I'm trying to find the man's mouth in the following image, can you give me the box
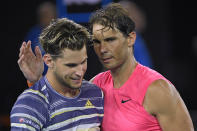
[102,57,113,63]
[71,78,81,83]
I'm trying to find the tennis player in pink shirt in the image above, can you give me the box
[89,3,193,131]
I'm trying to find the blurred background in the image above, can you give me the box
[0,0,196,130]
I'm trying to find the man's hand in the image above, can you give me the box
[76,127,100,131]
[18,41,44,83]
[88,127,100,131]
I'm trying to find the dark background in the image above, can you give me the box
[0,0,196,129]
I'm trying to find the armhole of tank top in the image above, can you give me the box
[140,77,164,105]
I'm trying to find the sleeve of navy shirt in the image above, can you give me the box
[10,89,49,131]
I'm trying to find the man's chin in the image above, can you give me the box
[103,64,114,70]
[70,86,81,90]
[69,83,82,90]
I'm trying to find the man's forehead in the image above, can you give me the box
[58,51,87,64]
[93,24,118,32]
[92,24,119,36]
[59,47,86,57]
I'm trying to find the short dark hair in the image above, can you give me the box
[89,3,135,37]
[39,18,90,56]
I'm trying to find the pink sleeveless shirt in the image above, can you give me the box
[93,63,165,131]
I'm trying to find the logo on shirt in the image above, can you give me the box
[19,118,24,123]
[121,99,131,103]
[85,99,94,107]
[19,117,40,129]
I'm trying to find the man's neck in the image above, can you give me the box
[111,57,137,89]
[59,88,80,98]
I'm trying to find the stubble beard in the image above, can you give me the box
[54,71,81,90]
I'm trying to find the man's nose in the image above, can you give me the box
[100,42,108,54]
[75,65,84,77]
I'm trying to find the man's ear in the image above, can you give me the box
[43,54,54,68]
[127,31,136,47]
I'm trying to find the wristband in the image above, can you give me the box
[27,80,34,87]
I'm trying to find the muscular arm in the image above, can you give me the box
[18,41,44,84]
[143,79,194,131]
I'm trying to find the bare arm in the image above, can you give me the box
[143,79,194,131]
[17,41,44,83]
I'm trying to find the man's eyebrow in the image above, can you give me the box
[65,57,88,66]
[104,37,116,41]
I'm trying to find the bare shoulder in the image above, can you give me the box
[143,79,177,115]
[143,79,194,130]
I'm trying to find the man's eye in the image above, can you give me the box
[105,38,116,42]
[92,39,100,44]
[66,64,77,67]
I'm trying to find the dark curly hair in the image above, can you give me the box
[89,3,135,37]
